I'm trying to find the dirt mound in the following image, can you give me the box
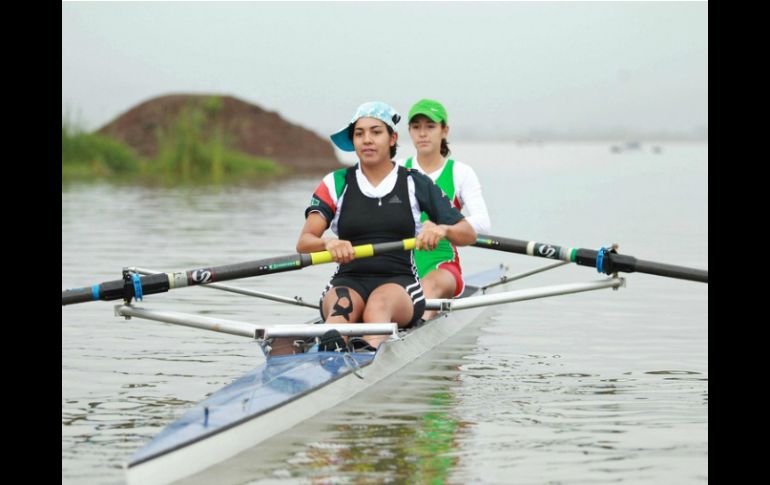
[97,94,343,172]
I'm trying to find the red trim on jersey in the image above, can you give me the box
[313,181,336,214]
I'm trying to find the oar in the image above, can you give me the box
[62,238,416,306]
[473,235,708,283]
[127,266,319,309]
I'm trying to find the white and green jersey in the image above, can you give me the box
[400,157,491,277]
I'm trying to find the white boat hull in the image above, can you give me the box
[125,268,504,484]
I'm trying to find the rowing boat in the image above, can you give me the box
[123,266,507,484]
[61,234,706,484]
[122,266,623,484]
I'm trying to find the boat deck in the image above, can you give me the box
[130,351,374,466]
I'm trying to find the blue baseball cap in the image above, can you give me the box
[330,101,401,152]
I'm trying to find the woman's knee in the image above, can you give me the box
[422,270,455,299]
[365,289,413,324]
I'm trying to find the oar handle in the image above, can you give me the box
[474,234,708,283]
[309,238,415,264]
[62,238,417,306]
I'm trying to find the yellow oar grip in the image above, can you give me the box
[309,238,416,265]
[353,244,375,258]
[310,251,334,265]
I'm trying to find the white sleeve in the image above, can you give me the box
[456,163,491,234]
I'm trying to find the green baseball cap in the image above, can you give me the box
[408,99,448,124]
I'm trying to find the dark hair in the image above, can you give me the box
[347,121,398,158]
[440,121,451,157]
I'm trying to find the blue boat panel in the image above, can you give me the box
[130,351,374,465]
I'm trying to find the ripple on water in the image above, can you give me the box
[63,146,707,484]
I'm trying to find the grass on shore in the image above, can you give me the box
[62,100,282,185]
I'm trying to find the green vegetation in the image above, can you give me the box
[62,121,141,181]
[149,100,281,185]
[62,97,283,185]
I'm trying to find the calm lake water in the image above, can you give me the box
[62,141,708,484]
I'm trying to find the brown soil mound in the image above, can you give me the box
[97,94,343,173]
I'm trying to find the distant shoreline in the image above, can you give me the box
[448,136,708,143]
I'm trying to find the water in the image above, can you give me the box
[62,141,707,484]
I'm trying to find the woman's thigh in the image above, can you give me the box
[421,268,458,299]
[321,285,365,323]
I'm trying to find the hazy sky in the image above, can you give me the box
[62,1,708,140]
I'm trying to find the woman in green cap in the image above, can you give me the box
[400,99,492,318]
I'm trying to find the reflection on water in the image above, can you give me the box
[63,142,707,484]
[282,391,464,484]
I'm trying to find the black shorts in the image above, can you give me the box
[320,274,425,326]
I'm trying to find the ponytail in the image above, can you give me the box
[440,122,451,157]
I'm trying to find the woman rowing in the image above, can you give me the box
[297,101,476,350]
[399,99,491,319]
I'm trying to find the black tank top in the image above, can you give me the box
[336,164,416,277]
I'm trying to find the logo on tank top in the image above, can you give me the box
[388,194,402,204]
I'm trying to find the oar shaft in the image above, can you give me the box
[575,250,708,283]
[128,266,320,309]
[474,235,707,283]
[626,257,709,283]
[62,238,416,306]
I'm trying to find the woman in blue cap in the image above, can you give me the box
[400,99,491,319]
[296,101,477,350]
